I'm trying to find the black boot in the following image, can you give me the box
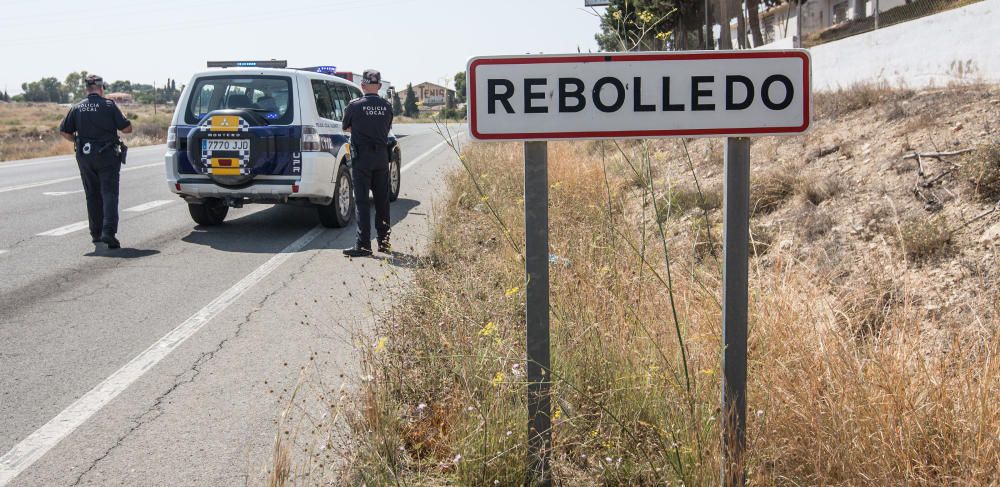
[100,234,121,249]
[342,244,372,257]
[377,239,391,253]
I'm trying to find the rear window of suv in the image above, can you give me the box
[185,75,294,125]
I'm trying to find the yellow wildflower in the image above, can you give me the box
[504,286,519,297]
[373,337,387,353]
[611,10,622,20]
[638,11,654,24]
[655,31,670,40]
[553,408,562,421]
[491,371,504,388]
[479,321,497,337]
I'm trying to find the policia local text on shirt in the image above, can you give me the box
[342,69,394,258]
[59,74,132,250]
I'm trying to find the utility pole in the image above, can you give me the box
[795,0,803,48]
[153,81,157,115]
[705,0,711,49]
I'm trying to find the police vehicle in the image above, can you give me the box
[165,60,402,227]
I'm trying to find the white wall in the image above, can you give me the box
[804,0,1000,90]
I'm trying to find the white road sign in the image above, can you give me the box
[467,51,812,140]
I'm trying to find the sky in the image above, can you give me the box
[0,0,607,95]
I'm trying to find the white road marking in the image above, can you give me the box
[0,130,460,485]
[401,132,465,173]
[42,190,84,196]
[0,225,326,486]
[37,221,90,237]
[124,200,173,213]
[0,162,162,194]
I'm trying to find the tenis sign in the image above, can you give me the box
[467,51,811,140]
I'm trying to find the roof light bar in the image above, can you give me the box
[297,66,338,74]
[207,60,288,69]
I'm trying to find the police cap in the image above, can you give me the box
[85,74,105,87]
[361,69,381,85]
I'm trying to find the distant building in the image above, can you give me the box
[754,0,908,46]
[105,92,134,105]
[409,82,454,106]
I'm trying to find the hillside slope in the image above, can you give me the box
[279,84,999,486]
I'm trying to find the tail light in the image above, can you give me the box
[302,126,321,152]
[166,126,177,150]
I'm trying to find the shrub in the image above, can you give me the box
[655,184,722,222]
[798,174,843,206]
[794,206,835,241]
[899,215,952,262]
[749,222,774,257]
[837,261,902,340]
[814,83,895,118]
[752,168,798,216]
[961,141,1000,201]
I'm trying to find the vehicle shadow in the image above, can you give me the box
[180,198,421,254]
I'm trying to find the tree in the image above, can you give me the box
[403,83,419,118]
[20,77,64,102]
[391,90,403,116]
[747,0,764,47]
[63,71,88,101]
[109,80,132,93]
[454,71,466,103]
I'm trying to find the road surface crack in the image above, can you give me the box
[68,249,318,486]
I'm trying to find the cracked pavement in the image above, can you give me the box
[0,123,461,486]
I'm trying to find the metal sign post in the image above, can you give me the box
[524,141,552,486]
[720,137,750,486]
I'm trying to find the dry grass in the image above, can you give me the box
[333,136,998,485]
[271,83,1000,485]
[0,102,170,162]
[961,140,1000,200]
[814,83,913,119]
[751,167,799,216]
[798,173,843,206]
[898,215,953,262]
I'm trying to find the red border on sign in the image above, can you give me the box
[468,51,811,140]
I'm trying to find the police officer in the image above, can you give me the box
[59,74,132,249]
[342,69,394,257]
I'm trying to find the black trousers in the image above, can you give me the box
[352,157,391,247]
[76,153,121,238]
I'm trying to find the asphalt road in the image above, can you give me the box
[0,122,465,486]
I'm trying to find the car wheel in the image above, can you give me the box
[389,153,401,202]
[188,198,228,226]
[318,164,354,228]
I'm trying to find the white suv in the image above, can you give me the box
[164,60,402,227]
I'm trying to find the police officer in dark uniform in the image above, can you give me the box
[59,74,132,249]
[342,69,394,257]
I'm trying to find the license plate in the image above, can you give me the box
[202,139,250,152]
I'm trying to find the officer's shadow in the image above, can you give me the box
[180,197,422,256]
[85,245,160,259]
[371,250,428,269]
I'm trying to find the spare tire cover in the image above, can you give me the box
[186,109,275,187]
